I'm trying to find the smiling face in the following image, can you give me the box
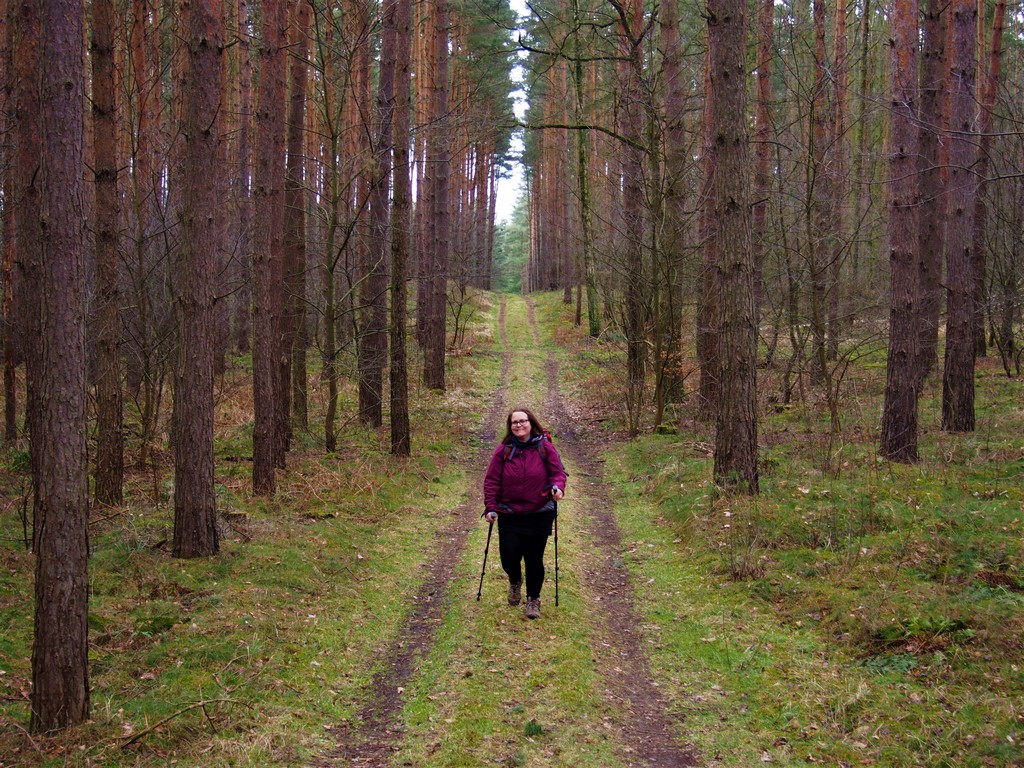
[509,411,533,442]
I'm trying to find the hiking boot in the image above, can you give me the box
[507,580,522,606]
[524,597,541,620]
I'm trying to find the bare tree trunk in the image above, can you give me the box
[1,0,18,444]
[423,0,449,390]
[848,0,873,298]
[752,0,773,324]
[880,0,921,462]
[233,0,253,354]
[360,0,395,427]
[284,0,310,432]
[697,57,720,421]
[252,0,288,494]
[12,0,41,472]
[655,0,687,417]
[571,0,599,337]
[941,0,977,432]
[915,0,946,387]
[970,0,1005,359]
[808,0,831,386]
[707,0,758,493]
[173,0,224,557]
[827,0,849,361]
[27,0,91,732]
[313,10,347,453]
[390,0,412,456]
[92,0,124,506]
[124,0,167,476]
[616,0,647,436]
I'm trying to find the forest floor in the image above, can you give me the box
[1,290,1023,767]
[320,296,697,767]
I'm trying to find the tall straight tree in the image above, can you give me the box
[232,0,254,355]
[571,0,599,338]
[707,0,758,493]
[252,0,288,494]
[423,0,450,390]
[827,0,849,361]
[808,0,831,385]
[915,0,946,387]
[612,0,648,436]
[879,0,921,462]
[313,6,345,453]
[11,0,41,472]
[1,0,17,444]
[361,0,396,426]
[283,0,311,433]
[940,0,977,432]
[390,0,412,456]
[970,0,1006,359]
[696,56,720,421]
[27,0,91,732]
[751,0,774,315]
[173,0,225,557]
[124,0,167,473]
[92,0,124,506]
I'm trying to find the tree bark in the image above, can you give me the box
[751,0,774,325]
[390,0,412,456]
[173,0,224,557]
[1,0,19,444]
[697,55,720,421]
[12,0,41,470]
[915,0,946,387]
[808,0,831,386]
[423,0,450,390]
[232,0,253,355]
[879,0,921,462]
[827,0,849,361]
[655,0,687,418]
[28,0,91,732]
[616,0,647,436]
[707,0,758,493]
[92,0,124,506]
[970,0,1005,359]
[360,0,395,426]
[940,0,977,432]
[571,0,599,337]
[284,0,310,432]
[252,0,288,493]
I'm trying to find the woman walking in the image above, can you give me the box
[483,408,567,619]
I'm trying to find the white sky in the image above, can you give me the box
[494,0,530,224]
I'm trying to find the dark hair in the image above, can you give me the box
[502,407,544,444]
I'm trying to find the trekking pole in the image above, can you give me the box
[553,503,559,607]
[476,520,493,601]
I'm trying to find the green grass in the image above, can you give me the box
[387,294,633,767]
[2,289,1023,767]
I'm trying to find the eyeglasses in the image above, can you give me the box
[510,419,530,426]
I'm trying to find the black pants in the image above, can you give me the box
[497,526,550,599]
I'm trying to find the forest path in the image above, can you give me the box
[323,295,696,766]
[528,299,697,767]
[320,299,514,766]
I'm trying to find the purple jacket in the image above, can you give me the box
[483,436,567,514]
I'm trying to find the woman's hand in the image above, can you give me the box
[484,510,498,523]
[551,487,564,501]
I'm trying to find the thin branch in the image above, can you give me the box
[120,698,247,749]
[517,119,649,153]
